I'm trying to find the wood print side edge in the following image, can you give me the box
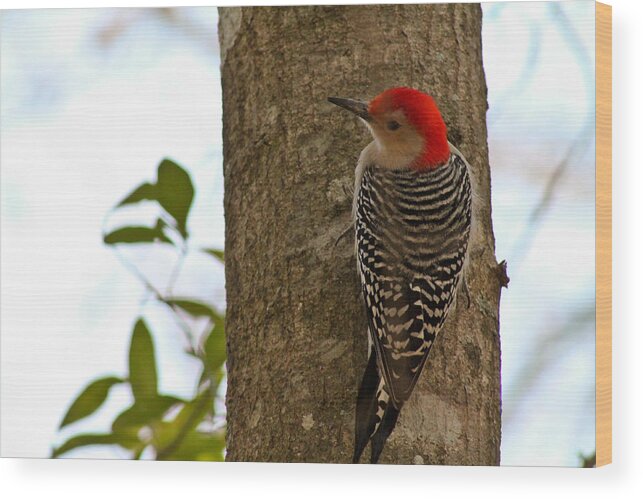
[595,0,612,468]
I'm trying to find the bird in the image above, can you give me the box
[328,87,472,464]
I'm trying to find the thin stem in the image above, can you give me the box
[112,246,197,353]
[165,244,188,296]
[161,301,198,355]
[103,208,197,353]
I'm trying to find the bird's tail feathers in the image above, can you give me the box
[353,349,379,463]
[353,349,401,464]
[369,397,400,464]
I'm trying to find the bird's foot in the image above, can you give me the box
[334,223,353,247]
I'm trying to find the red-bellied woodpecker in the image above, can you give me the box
[329,87,472,464]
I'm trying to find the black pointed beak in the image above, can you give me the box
[328,97,371,121]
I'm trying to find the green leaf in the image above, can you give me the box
[156,159,194,238]
[129,319,158,402]
[152,389,214,456]
[169,391,212,433]
[117,182,157,207]
[202,248,224,264]
[59,376,124,429]
[111,395,184,434]
[112,426,144,452]
[157,394,186,409]
[204,316,226,372]
[111,405,149,434]
[51,433,138,458]
[157,429,225,461]
[165,298,218,319]
[109,159,194,239]
[103,226,172,245]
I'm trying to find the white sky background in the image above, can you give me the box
[0,2,595,466]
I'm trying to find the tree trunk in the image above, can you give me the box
[219,3,502,465]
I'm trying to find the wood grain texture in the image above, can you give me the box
[219,4,502,464]
[595,0,612,468]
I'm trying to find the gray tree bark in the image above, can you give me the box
[219,3,503,465]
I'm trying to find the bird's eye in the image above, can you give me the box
[387,120,401,131]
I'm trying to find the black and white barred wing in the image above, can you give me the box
[358,261,462,408]
[356,156,471,409]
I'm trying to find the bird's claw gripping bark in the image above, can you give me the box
[334,223,353,247]
[342,182,355,200]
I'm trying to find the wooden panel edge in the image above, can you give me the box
[595,0,612,468]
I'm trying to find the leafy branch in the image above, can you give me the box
[52,159,226,461]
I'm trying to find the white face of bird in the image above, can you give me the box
[327,97,424,170]
[364,108,425,170]
[329,88,451,171]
